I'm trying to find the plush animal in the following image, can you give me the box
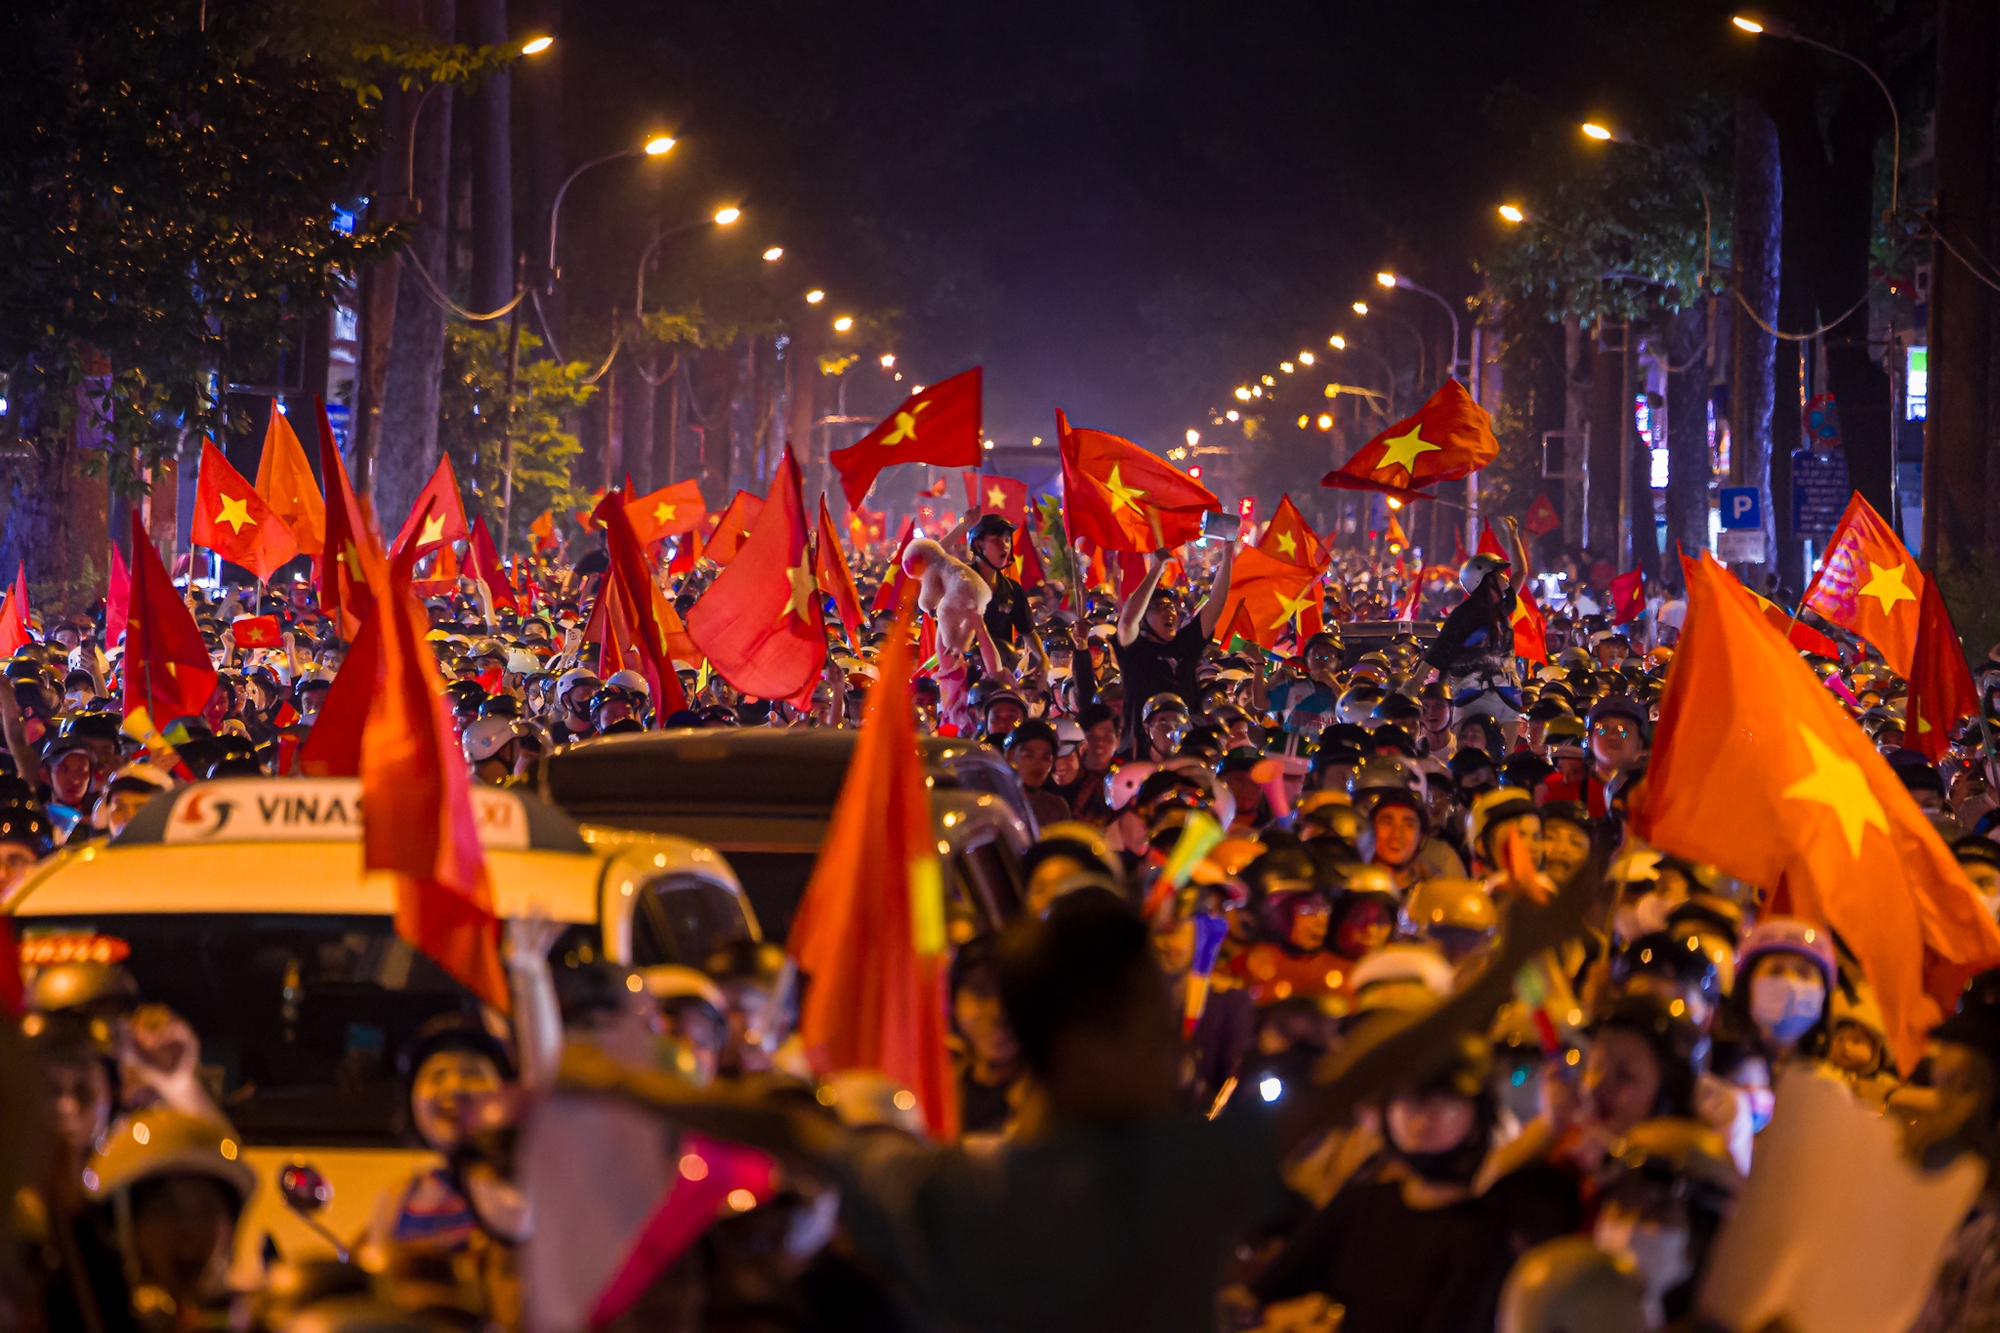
[902,537,991,652]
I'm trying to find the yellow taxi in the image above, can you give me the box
[5,776,757,1276]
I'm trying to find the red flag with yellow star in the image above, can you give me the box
[315,397,377,640]
[1905,577,1980,763]
[1801,492,1922,676]
[973,474,1032,533]
[687,448,824,700]
[389,454,470,560]
[1322,379,1498,501]
[123,512,220,727]
[192,438,300,583]
[705,491,766,567]
[1383,511,1409,551]
[1056,410,1220,554]
[1635,552,2000,1073]
[1212,545,1318,650]
[814,496,867,644]
[871,518,917,615]
[829,368,984,511]
[627,479,705,544]
[1259,495,1326,570]
[595,491,697,711]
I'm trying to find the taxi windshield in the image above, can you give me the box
[22,912,588,1148]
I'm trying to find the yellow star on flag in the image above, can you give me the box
[1375,425,1441,477]
[419,513,448,547]
[1101,464,1146,513]
[985,485,1008,509]
[1273,530,1298,558]
[654,502,676,523]
[1780,723,1889,860]
[214,494,254,534]
[881,401,931,446]
[1858,560,1917,615]
[779,561,819,626]
[1269,586,1317,630]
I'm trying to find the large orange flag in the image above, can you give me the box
[1057,409,1220,554]
[254,404,326,558]
[582,554,642,678]
[1322,379,1498,501]
[0,565,30,659]
[390,453,471,560]
[192,439,300,583]
[687,451,824,702]
[627,479,706,544]
[704,491,765,567]
[814,496,867,643]
[122,513,219,727]
[465,515,520,615]
[829,367,984,510]
[357,500,509,1014]
[105,544,130,648]
[595,490,695,714]
[1213,546,1318,650]
[788,583,956,1137]
[1906,577,1981,763]
[1635,553,2000,1072]
[316,397,376,640]
[1801,492,1922,676]
[871,518,917,614]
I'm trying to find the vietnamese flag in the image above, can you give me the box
[1906,578,1981,763]
[1802,491,1922,677]
[106,544,130,648]
[1056,409,1220,554]
[230,615,283,649]
[668,528,704,580]
[1679,552,1841,661]
[1384,512,1409,550]
[254,404,326,559]
[788,582,956,1137]
[627,479,705,545]
[1213,545,1318,650]
[1322,379,1498,502]
[829,367,984,510]
[295,614,380,778]
[687,449,824,701]
[0,565,30,659]
[390,454,470,560]
[705,491,766,567]
[1634,552,2000,1073]
[973,474,1032,533]
[529,509,558,554]
[1260,495,1326,570]
[582,554,641,677]
[814,496,867,644]
[595,490,696,713]
[412,542,462,597]
[355,504,510,1015]
[315,396,376,640]
[192,438,300,583]
[1510,591,1549,665]
[872,518,918,615]
[122,513,219,726]
[1610,569,1645,625]
[573,489,608,536]
[466,515,520,615]
[1016,526,1047,591]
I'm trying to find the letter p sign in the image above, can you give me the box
[1719,487,1760,530]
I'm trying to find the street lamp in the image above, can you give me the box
[805,289,825,304]
[520,35,554,55]
[1732,13,1898,223]
[832,315,854,332]
[762,246,784,261]
[1580,121,1713,289]
[1352,301,1368,316]
[712,206,741,225]
[1298,350,1315,365]
[547,133,678,287]
[1186,428,1200,446]
[1580,121,1614,141]
[1375,271,1396,289]
[634,207,746,320]
[880,353,896,368]
[1329,335,1346,350]
[1376,270,1463,382]
[1498,203,1525,224]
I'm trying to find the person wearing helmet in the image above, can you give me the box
[1583,695,1648,818]
[1957,835,2000,922]
[550,668,601,745]
[1591,1119,1742,1328]
[1400,876,1498,967]
[1140,692,1192,761]
[1424,515,1530,724]
[976,682,1028,742]
[1415,679,1455,759]
[1467,787,1542,877]
[462,715,527,786]
[949,933,1026,1137]
[1824,984,1900,1107]
[1267,632,1345,736]
[1351,755,1464,889]
[963,512,1044,667]
[1908,969,2000,1333]
[1113,540,1234,760]
[590,671,651,733]
[1004,720,1073,828]
[641,965,730,1087]
[1498,1236,1648,1333]
[1613,932,1724,1031]
[0,803,56,890]
[1715,918,1833,1116]
[97,762,176,840]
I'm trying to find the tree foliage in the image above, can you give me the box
[437,322,594,543]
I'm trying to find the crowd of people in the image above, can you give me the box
[9,498,2000,1333]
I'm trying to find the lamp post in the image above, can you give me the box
[1732,13,1898,224]
[1376,270,1463,383]
[546,134,677,290]
[1578,124,1714,290]
[633,206,743,322]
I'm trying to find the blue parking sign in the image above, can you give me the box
[1719,487,1761,530]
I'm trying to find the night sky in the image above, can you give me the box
[557,1,1670,454]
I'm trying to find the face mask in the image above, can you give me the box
[1595,1213,1691,1326]
[1750,973,1824,1044]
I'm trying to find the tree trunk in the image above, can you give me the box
[1926,0,2000,653]
[627,360,656,493]
[1731,93,1782,584]
[665,355,684,486]
[463,0,515,315]
[1586,323,1625,568]
[604,360,625,490]
[692,346,736,504]
[789,327,821,506]
[375,0,456,534]
[1561,313,1588,555]
[1663,303,1709,584]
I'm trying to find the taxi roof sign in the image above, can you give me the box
[119,778,586,854]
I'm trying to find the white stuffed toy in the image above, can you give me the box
[902,537,991,652]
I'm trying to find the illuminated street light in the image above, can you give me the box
[644,135,677,156]
[1731,14,1894,222]
[879,353,896,368]
[1316,414,1333,430]
[1261,374,1275,386]
[1234,387,1252,401]
[832,315,854,332]
[548,133,682,286]
[1352,302,1368,316]
[1375,271,1397,288]
[1498,203,1525,224]
[1280,361,1295,373]
[1386,497,1404,510]
[1580,122,1613,141]
[1298,351,1315,365]
[1329,335,1347,350]
[1225,410,1240,422]
[712,206,741,225]
[805,289,826,304]
[1251,386,1263,397]
[1186,428,1200,446]
[762,246,784,261]
[1296,415,1309,429]
[520,35,554,55]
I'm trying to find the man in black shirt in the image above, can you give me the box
[965,513,1042,669]
[1112,544,1233,759]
